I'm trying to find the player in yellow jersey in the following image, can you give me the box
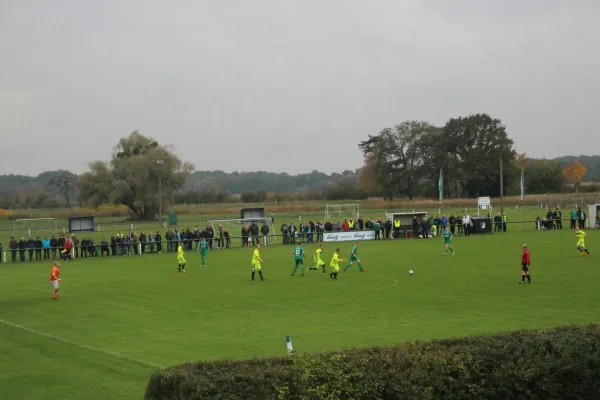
[177,241,186,272]
[251,244,265,281]
[313,244,325,273]
[575,229,591,256]
[329,248,345,280]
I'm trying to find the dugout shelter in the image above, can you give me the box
[68,216,95,233]
[240,207,266,220]
[384,211,428,231]
[470,216,492,234]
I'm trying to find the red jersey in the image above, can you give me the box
[521,249,530,265]
[50,266,60,281]
[64,240,73,250]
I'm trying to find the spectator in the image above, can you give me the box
[50,235,58,259]
[101,239,110,256]
[570,209,577,229]
[223,229,231,249]
[72,235,80,258]
[555,208,563,230]
[241,225,250,247]
[34,236,43,261]
[18,237,27,262]
[9,237,17,262]
[140,231,147,254]
[155,231,163,253]
[148,232,155,253]
[449,215,456,235]
[42,236,50,260]
[27,236,35,261]
[261,222,270,245]
[81,238,88,258]
[281,223,289,244]
[463,215,472,236]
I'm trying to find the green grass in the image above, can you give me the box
[1,229,598,399]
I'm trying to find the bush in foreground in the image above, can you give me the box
[146,325,600,399]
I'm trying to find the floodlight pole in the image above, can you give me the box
[497,122,505,217]
[157,160,165,222]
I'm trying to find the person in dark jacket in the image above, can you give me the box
[50,235,58,260]
[241,225,250,247]
[223,229,231,249]
[72,235,80,258]
[385,219,393,239]
[449,215,457,235]
[281,223,288,244]
[9,237,18,262]
[110,234,117,255]
[250,222,259,246]
[261,223,270,245]
[0,241,3,263]
[139,231,146,254]
[34,237,43,261]
[155,231,163,253]
[26,236,35,261]
[18,237,27,262]
[57,235,66,255]
[101,239,110,256]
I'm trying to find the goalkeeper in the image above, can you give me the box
[313,244,325,272]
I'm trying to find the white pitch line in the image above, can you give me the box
[0,317,163,369]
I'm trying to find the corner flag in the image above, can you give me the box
[438,169,443,203]
[286,335,294,356]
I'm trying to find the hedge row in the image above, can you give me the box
[145,325,600,400]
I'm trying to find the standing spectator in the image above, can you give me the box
[502,213,508,232]
[494,213,502,231]
[18,237,27,262]
[206,225,214,250]
[281,223,289,244]
[449,215,456,235]
[289,223,296,244]
[50,235,58,260]
[139,231,147,254]
[440,215,448,235]
[385,219,392,239]
[456,215,463,234]
[57,235,66,257]
[155,231,163,253]
[81,238,88,258]
[357,217,364,230]
[261,222,270,245]
[463,215,471,236]
[72,235,80,258]
[9,237,17,262]
[546,209,555,230]
[34,237,43,261]
[223,229,231,248]
[216,225,224,249]
[555,208,563,230]
[241,225,250,247]
[27,236,35,261]
[101,239,110,256]
[342,219,349,231]
[131,231,139,255]
[577,207,586,229]
[316,221,324,243]
[570,209,577,229]
[148,232,155,253]
[410,216,417,238]
[0,241,3,263]
[42,236,50,260]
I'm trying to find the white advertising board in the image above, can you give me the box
[323,230,376,242]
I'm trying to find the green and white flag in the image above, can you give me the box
[286,335,294,356]
[438,169,443,203]
[520,168,525,200]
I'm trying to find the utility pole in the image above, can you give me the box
[499,156,504,217]
[156,160,165,222]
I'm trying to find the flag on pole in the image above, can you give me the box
[286,335,295,356]
[520,168,525,200]
[438,169,443,203]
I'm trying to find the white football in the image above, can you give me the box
[408,269,414,276]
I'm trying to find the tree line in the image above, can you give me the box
[0,124,598,218]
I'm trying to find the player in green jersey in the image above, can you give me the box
[291,243,305,276]
[442,226,455,256]
[197,237,209,267]
[344,241,365,272]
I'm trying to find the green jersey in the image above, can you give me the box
[293,245,304,259]
[442,230,452,243]
[198,240,208,251]
[351,245,358,256]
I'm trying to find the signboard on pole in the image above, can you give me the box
[477,197,491,216]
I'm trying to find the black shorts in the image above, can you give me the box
[521,262,529,272]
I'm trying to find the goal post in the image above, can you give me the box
[207,217,278,247]
[324,204,360,222]
[12,218,58,238]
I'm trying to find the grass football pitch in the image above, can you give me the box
[0,229,598,399]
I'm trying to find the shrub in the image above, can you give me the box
[145,325,600,399]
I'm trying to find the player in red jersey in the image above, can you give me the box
[519,244,531,284]
[50,261,61,299]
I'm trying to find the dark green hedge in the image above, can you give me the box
[145,325,600,399]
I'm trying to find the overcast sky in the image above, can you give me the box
[1,0,599,176]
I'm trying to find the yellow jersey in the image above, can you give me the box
[252,249,260,264]
[330,253,340,267]
[576,230,586,239]
[177,245,184,257]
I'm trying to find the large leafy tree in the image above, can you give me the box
[359,121,437,200]
[46,172,77,207]
[562,160,587,192]
[522,158,564,194]
[77,131,193,219]
[432,114,517,198]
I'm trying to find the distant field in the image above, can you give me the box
[0,228,598,399]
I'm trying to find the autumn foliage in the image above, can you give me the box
[562,160,587,191]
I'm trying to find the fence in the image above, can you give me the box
[536,193,600,208]
[0,218,596,264]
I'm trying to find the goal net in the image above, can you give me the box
[207,218,277,248]
[12,218,58,238]
[324,204,360,222]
